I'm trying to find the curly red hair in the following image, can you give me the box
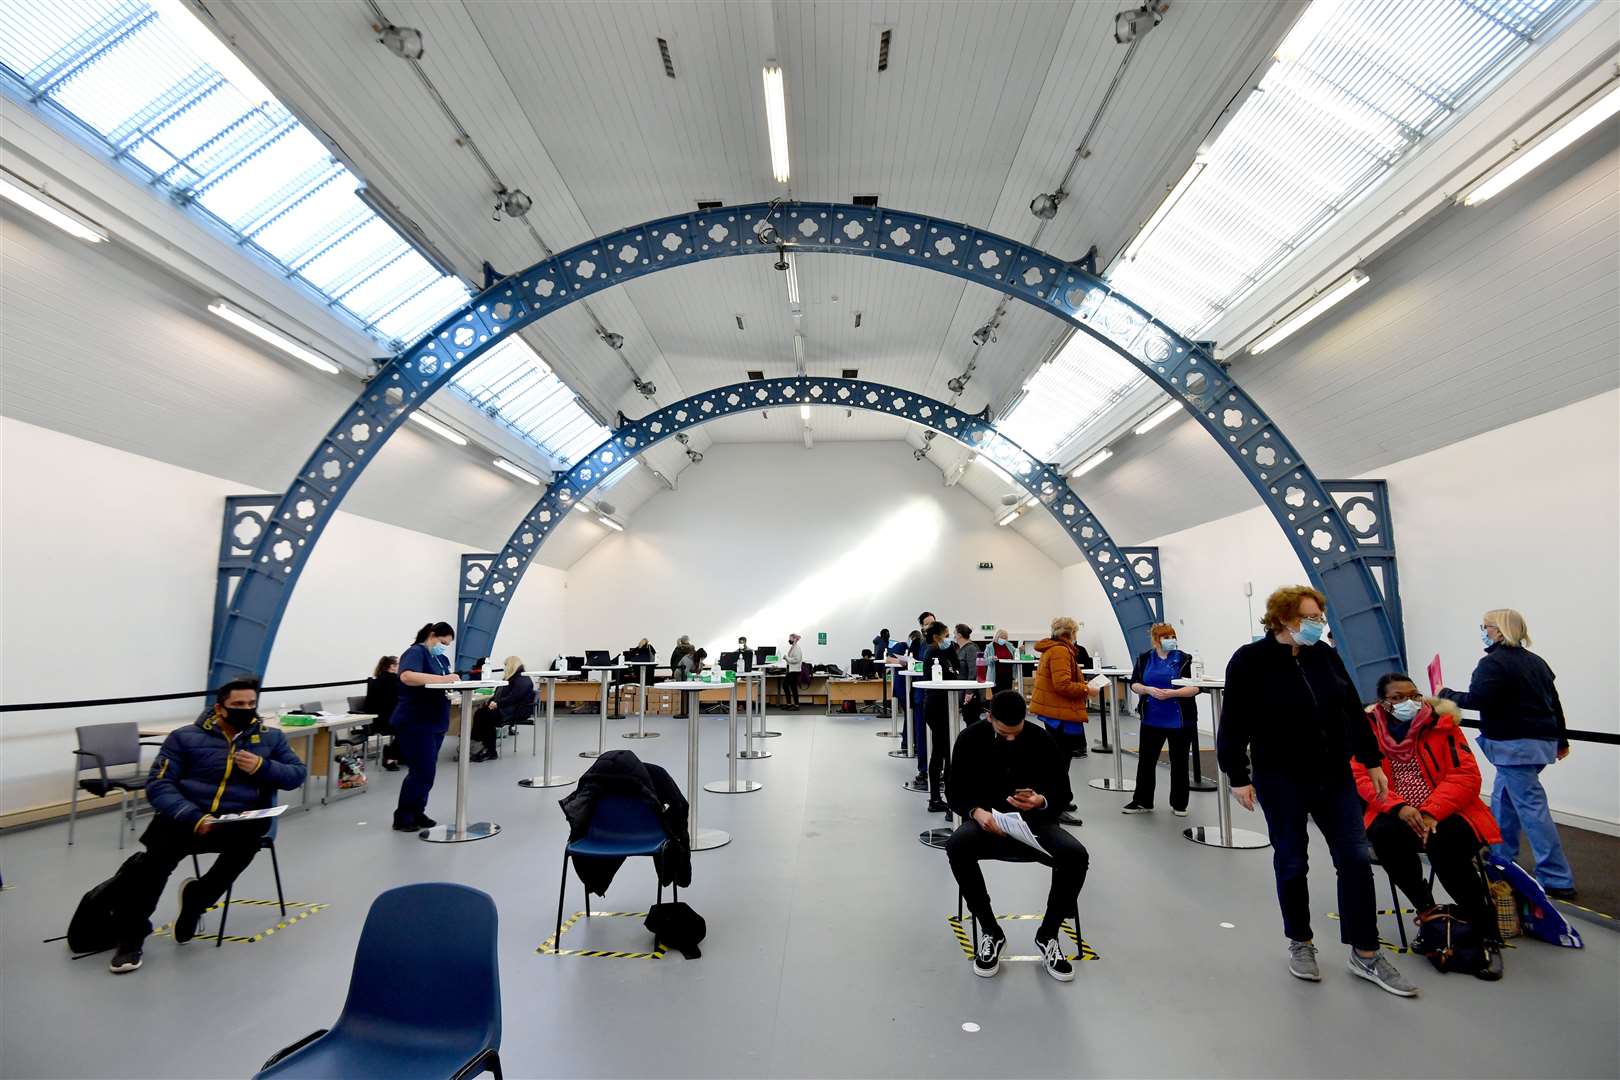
[1260,585,1327,634]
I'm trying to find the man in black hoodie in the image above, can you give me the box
[945,690,1085,983]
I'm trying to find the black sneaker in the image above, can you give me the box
[108,945,143,974]
[172,878,203,945]
[1475,943,1505,981]
[392,819,420,832]
[415,814,438,829]
[1035,933,1075,982]
[1121,802,1153,814]
[926,799,949,813]
[973,928,1006,977]
[1546,886,1578,901]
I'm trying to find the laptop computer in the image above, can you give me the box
[585,650,611,667]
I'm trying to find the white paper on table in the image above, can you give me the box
[1086,674,1110,691]
[990,809,1047,855]
[211,805,288,824]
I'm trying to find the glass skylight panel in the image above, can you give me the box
[1003,0,1576,458]
[997,334,1143,460]
[0,0,612,470]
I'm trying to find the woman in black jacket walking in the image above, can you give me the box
[1217,585,1417,998]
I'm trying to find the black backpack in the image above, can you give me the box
[1414,905,1488,974]
[63,852,147,956]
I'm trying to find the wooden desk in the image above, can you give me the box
[825,678,884,713]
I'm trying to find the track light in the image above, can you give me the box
[947,374,969,395]
[492,187,532,221]
[971,323,996,348]
[632,376,657,398]
[686,447,704,464]
[597,328,625,350]
[378,23,424,60]
[1114,4,1163,44]
[913,447,929,461]
[408,412,467,445]
[757,222,782,247]
[1462,82,1620,207]
[1070,448,1113,478]
[0,173,107,243]
[1028,191,1064,220]
[1249,269,1369,354]
[209,300,341,374]
[492,458,541,485]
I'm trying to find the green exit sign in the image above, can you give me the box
[817,632,827,645]
[980,624,995,631]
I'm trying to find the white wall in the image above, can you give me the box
[1065,389,1620,827]
[0,417,565,814]
[563,441,1065,664]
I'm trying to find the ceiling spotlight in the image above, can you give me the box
[947,374,970,395]
[774,246,790,272]
[1028,191,1064,220]
[1114,4,1164,44]
[676,433,690,446]
[597,328,625,350]
[912,448,929,461]
[492,187,532,221]
[378,23,424,60]
[686,448,704,464]
[971,323,997,348]
[596,500,617,517]
[756,222,781,247]
[632,376,656,398]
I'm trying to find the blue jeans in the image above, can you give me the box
[394,725,446,826]
[1253,770,1378,950]
[1491,763,1574,889]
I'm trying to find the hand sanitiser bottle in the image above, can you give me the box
[932,658,943,682]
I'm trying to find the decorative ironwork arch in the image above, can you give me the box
[209,201,1403,696]
[453,378,1160,666]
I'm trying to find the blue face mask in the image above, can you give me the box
[428,642,449,658]
[1160,638,1179,653]
[1481,629,1494,649]
[1389,699,1422,722]
[1292,619,1326,646]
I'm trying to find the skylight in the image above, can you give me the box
[0,0,605,469]
[1001,0,1579,462]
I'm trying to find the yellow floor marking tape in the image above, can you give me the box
[946,914,1099,962]
[150,900,330,945]
[1325,910,1520,955]
[538,910,666,960]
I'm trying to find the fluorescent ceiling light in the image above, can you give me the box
[1120,161,1205,264]
[572,501,591,513]
[1248,269,1369,354]
[1132,400,1182,437]
[1273,0,1343,64]
[996,509,1021,527]
[492,458,540,485]
[208,300,341,374]
[597,515,624,532]
[799,404,811,420]
[784,252,800,306]
[763,64,790,183]
[0,174,107,243]
[1070,448,1113,478]
[408,412,467,445]
[974,455,1013,484]
[1463,82,1620,207]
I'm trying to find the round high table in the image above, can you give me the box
[731,669,771,760]
[1004,657,1039,698]
[885,665,913,758]
[1173,676,1268,849]
[579,664,626,759]
[421,679,507,843]
[517,670,578,790]
[753,668,783,737]
[913,679,991,849]
[622,660,662,740]
[702,677,761,796]
[1083,668,1135,793]
[654,680,735,850]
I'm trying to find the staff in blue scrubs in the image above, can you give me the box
[391,620,460,832]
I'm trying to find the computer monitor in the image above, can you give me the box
[718,650,740,672]
[585,650,610,667]
[626,644,653,662]
[755,646,775,664]
[565,655,585,679]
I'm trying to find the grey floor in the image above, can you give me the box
[3,706,1617,1080]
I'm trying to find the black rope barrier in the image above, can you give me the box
[0,679,366,714]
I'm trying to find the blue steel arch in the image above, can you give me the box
[209,201,1403,697]
[454,378,1159,667]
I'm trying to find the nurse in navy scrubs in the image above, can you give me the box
[391,620,460,831]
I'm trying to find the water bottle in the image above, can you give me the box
[1191,650,1205,679]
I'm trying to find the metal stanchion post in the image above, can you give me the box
[422,682,502,843]
[1088,671,1135,792]
[1178,681,1268,849]
[520,672,576,789]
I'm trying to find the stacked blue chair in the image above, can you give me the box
[255,883,502,1079]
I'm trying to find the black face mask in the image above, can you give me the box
[223,706,257,728]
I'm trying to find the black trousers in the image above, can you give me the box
[781,670,801,707]
[1254,770,1378,950]
[116,815,268,947]
[1365,811,1499,943]
[926,711,950,798]
[394,725,445,827]
[1133,723,1191,811]
[962,691,984,726]
[470,703,500,752]
[946,817,1089,939]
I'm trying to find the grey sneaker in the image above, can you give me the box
[1348,949,1419,997]
[1287,940,1321,981]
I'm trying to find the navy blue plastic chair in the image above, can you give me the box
[190,816,285,948]
[256,883,502,1079]
[556,793,675,949]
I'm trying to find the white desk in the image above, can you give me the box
[623,660,662,740]
[421,680,506,844]
[1080,668,1133,793]
[654,680,740,850]
[580,665,627,759]
[1003,657,1039,698]
[140,712,375,809]
[518,671,578,790]
[1173,677,1268,850]
[913,679,991,849]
